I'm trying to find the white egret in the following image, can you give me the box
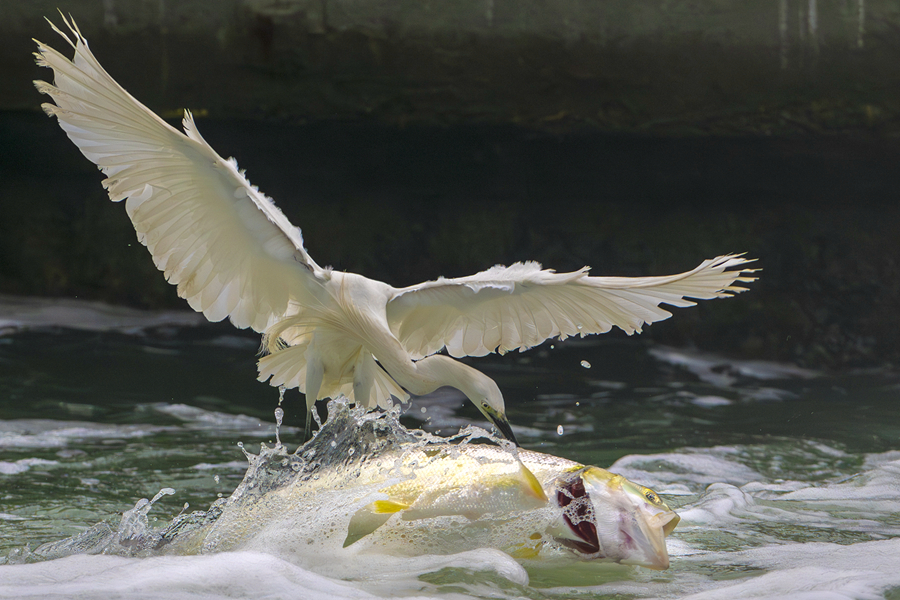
[34,17,757,444]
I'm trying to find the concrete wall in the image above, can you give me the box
[3,0,899,131]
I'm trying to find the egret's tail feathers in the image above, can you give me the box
[258,346,409,410]
[258,341,313,391]
[358,353,410,410]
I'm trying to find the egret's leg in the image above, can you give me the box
[353,352,374,410]
[304,354,324,442]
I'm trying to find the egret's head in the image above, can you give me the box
[553,467,679,570]
[468,379,518,446]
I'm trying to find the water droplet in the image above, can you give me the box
[348,447,355,456]
[237,441,252,460]
[277,385,285,406]
[274,407,284,446]
[580,360,591,369]
[214,474,220,484]
[576,324,583,330]
[330,440,336,447]
[575,401,580,407]
[420,406,427,413]
[557,425,564,435]
[151,488,176,504]
[550,345,555,349]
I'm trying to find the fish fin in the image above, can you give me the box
[518,462,548,503]
[371,499,409,514]
[343,504,397,547]
[509,545,542,559]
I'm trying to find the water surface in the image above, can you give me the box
[1,300,899,598]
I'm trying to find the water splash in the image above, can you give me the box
[274,407,284,447]
[5,399,509,566]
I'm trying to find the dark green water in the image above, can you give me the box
[1,314,899,598]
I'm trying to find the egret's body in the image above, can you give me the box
[34,17,757,442]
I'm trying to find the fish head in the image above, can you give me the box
[554,467,679,570]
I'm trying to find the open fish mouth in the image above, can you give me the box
[555,475,601,555]
[552,467,679,569]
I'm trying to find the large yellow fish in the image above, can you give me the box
[182,402,680,570]
[338,443,680,570]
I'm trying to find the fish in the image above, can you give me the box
[338,443,680,570]
[185,403,680,570]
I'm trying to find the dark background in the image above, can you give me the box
[1,0,899,369]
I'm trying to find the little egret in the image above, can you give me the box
[34,17,756,444]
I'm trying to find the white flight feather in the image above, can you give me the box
[33,15,325,334]
[386,255,758,359]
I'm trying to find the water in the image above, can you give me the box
[1,299,900,598]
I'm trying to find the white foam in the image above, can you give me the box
[150,404,298,436]
[690,395,732,407]
[679,538,900,600]
[0,458,59,475]
[0,419,172,448]
[610,449,763,488]
[0,294,204,336]
[190,461,249,471]
[677,483,756,524]
[0,551,454,600]
[0,404,293,450]
[648,346,820,386]
[780,456,900,512]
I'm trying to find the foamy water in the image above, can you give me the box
[1,299,899,599]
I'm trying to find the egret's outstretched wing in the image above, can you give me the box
[386,255,757,359]
[34,17,326,332]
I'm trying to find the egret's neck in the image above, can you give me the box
[398,354,499,402]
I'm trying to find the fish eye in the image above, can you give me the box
[644,489,660,504]
[482,401,489,409]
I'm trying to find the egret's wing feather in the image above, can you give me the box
[34,17,324,332]
[387,255,757,359]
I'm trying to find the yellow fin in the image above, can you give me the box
[371,499,409,514]
[509,544,541,559]
[518,462,548,503]
[344,505,394,547]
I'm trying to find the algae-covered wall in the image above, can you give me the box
[3,0,899,131]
